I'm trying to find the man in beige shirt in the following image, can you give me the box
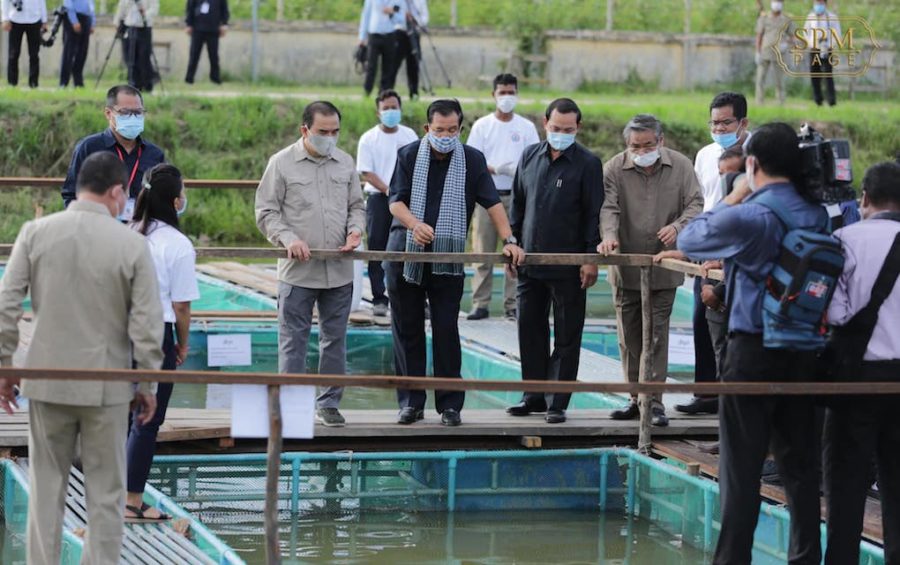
[755,2,795,105]
[0,151,162,565]
[256,100,366,428]
[598,114,703,427]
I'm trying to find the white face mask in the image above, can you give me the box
[307,134,337,157]
[631,149,660,168]
[771,1,783,12]
[496,95,518,114]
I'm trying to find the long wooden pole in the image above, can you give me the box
[2,367,897,396]
[265,385,282,564]
[637,266,653,451]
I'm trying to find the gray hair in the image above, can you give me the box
[623,114,663,143]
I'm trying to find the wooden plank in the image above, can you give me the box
[653,439,884,545]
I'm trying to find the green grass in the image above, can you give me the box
[153,0,899,48]
[1,88,897,244]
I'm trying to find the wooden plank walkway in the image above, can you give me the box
[653,439,885,545]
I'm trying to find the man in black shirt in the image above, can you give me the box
[61,85,166,216]
[386,99,524,427]
[185,0,229,84]
[506,98,603,424]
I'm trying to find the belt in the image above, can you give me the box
[497,190,512,196]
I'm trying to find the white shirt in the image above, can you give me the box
[693,132,752,212]
[1,0,46,24]
[143,221,200,323]
[466,113,540,191]
[356,124,418,195]
[406,0,428,27]
[803,9,842,52]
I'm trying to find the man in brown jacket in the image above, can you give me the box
[598,114,703,427]
[0,151,162,565]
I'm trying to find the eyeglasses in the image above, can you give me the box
[111,107,146,117]
[707,118,740,129]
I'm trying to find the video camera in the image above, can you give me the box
[797,124,855,204]
[40,5,66,48]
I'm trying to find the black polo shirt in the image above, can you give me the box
[61,128,166,207]
[510,140,604,278]
[387,141,500,252]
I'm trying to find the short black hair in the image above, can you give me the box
[376,89,402,109]
[719,145,746,163]
[427,99,463,126]
[76,152,128,196]
[545,98,582,124]
[709,91,748,120]
[302,101,342,128]
[745,122,802,185]
[106,84,143,108]
[492,73,518,92]
[862,162,900,208]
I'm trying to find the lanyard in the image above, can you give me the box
[115,145,142,192]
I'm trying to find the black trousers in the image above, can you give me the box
[824,375,900,564]
[386,262,464,413]
[59,14,91,87]
[517,273,586,411]
[125,26,154,92]
[363,32,397,96]
[7,21,42,87]
[391,29,420,96]
[185,30,220,84]
[810,51,837,106]
[692,276,718,397]
[365,193,391,306]
[714,333,821,565]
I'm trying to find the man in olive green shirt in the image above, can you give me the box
[755,2,796,105]
[255,100,366,427]
[0,152,162,565]
[598,114,703,427]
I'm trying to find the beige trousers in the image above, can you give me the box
[613,286,677,409]
[27,400,129,565]
[470,194,516,312]
[755,58,786,105]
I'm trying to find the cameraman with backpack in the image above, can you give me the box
[677,122,833,564]
[823,161,900,565]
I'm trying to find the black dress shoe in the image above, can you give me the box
[441,409,461,427]
[397,407,424,425]
[674,396,718,415]
[545,409,567,424]
[506,401,547,416]
[466,307,489,320]
[610,402,640,420]
[651,408,669,427]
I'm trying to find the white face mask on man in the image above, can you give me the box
[771,1,783,12]
[631,149,660,168]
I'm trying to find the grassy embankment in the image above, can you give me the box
[1,89,897,244]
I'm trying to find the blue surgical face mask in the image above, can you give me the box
[813,3,826,15]
[115,114,144,140]
[547,132,576,151]
[711,130,740,149]
[176,194,188,216]
[380,109,402,128]
[428,132,458,154]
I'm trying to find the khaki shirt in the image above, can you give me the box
[756,12,795,61]
[0,201,163,406]
[255,141,366,289]
[600,147,704,290]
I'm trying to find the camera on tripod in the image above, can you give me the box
[41,5,66,48]
[797,124,855,205]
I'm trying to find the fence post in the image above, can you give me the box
[276,0,285,22]
[605,0,614,31]
[265,385,283,564]
[450,0,458,28]
[638,267,654,451]
[683,0,691,34]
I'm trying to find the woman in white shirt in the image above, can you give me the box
[125,163,199,521]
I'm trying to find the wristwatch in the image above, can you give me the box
[504,235,518,246]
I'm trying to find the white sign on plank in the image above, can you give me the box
[668,332,695,366]
[207,334,252,367]
[230,385,316,439]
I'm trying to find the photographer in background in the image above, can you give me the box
[1,0,47,88]
[184,0,228,85]
[358,0,401,97]
[59,0,94,88]
[113,0,158,92]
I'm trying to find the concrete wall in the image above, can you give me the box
[1,18,893,92]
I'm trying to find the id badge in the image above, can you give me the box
[119,198,136,222]
[200,1,210,14]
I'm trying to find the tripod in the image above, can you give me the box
[94,3,164,93]
[407,18,451,93]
